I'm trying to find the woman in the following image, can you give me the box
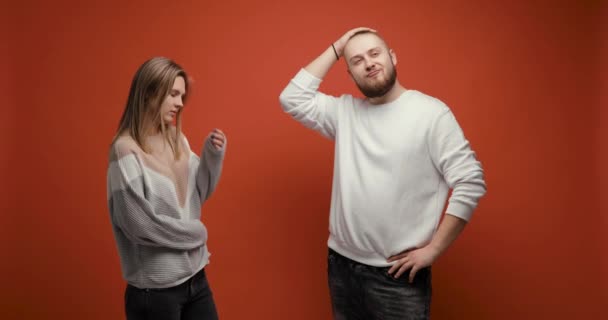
[107,57,226,319]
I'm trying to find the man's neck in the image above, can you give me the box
[367,81,406,105]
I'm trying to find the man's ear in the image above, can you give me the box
[390,49,397,66]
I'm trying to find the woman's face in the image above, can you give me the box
[159,76,186,125]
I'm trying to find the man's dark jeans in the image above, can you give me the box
[328,248,432,320]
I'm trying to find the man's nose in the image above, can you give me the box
[364,59,375,71]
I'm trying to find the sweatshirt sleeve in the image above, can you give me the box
[195,135,226,201]
[428,109,487,221]
[278,68,340,139]
[107,142,206,250]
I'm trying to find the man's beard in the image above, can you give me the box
[354,64,397,98]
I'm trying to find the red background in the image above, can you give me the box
[2,0,606,319]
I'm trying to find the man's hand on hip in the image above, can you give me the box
[387,245,440,283]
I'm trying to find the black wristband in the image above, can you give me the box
[331,43,339,60]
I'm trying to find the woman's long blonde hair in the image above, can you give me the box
[113,57,189,159]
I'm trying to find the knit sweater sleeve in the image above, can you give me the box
[428,108,487,221]
[107,140,205,250]
[193,135,226,202]
[278,68,340,139]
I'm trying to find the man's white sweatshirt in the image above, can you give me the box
[279,69,487,266]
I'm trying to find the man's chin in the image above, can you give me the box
[359,85,387,98]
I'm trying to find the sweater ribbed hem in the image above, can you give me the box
[328,236,391,267]
[126,247,210,289]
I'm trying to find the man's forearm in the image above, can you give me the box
[304,45,339,79]
[428,214,468,257]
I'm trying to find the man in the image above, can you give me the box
[279,27,487,319]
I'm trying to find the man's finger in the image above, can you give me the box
[394,261,413,279]
[388,263,399,275]
[388,259,406,275]
[409,266,420,283]
[387,252,407,262]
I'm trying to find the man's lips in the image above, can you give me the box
[367,69,381,78]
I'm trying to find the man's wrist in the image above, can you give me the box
[331,43,339,60]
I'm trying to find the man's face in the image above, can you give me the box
[343,33,397,98]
